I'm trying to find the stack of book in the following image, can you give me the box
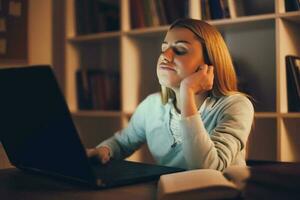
[130,0,189,29]
[76,69,120,111]
[201,0,245,20]
[75,0,120,35]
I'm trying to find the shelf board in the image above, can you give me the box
[0,59,28,67]
[71,110,123,117]
[126,25,169,36]
[67,31,121,42]
[209,13,276,27]
[278,11,300,23]
[254,112,278,118]
[280,113,300,118]
[125,14,276,36]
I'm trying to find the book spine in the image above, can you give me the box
[286,55,300,112]
[142,0,153,27]
[228,0,237,18]
[209,0,225,20]
[201,0,207,20]
[155,0,168,25]
[220,0,230,18]
[149,0,160,27]
[285,0,300,11]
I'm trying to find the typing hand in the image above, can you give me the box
[86,147,111,164]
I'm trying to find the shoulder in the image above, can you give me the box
[144,92,162,103]
[135,92,165,113]
[131,92,168,122]
[209,93,254,115]
[221,94,253,109]
[140,92,163,107]
[220,94,254,115]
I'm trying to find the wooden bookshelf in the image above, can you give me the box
[61,0,300,163]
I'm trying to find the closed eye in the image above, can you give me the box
[173,47,187,55]
[161,45,188,55]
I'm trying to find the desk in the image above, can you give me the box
[0,168,157,200]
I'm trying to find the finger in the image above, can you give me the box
[86,148,97,157]
[207,65,214,75]
[196,64,207,74]
[201,64,208,72]
[101,156,110,164]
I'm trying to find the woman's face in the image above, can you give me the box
[156,27,205,89]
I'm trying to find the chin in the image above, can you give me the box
[158,79,180,89]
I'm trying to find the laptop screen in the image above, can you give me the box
[0,66,96,184]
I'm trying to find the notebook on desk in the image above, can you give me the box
[0,65,183,188]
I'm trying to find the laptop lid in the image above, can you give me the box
[0,65,97,185]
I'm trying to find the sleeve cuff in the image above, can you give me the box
[96,144,113,158]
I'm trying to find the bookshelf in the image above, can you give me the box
[63,0,300,163]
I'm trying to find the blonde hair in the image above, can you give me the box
[161,18,241,104]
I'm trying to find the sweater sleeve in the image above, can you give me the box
[97,96,150,160]
[180,95,254,171]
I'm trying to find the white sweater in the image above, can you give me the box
[99,93,254,171]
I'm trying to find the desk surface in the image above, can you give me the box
[0,168,157,200]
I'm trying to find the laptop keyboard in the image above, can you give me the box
[90,160,183,187]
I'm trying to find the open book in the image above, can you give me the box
[157,165,250,200]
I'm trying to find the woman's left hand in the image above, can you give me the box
[180,64,214,94]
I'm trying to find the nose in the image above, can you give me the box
[161,47,174,62]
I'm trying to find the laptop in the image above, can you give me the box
[0,65,183,188]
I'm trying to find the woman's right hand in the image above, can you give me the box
[86,146,111,164]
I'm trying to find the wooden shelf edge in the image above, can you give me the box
[0,59,28,67]
[125,25,169,36]
[278,11,300,18]
[209,13,276,26]
[254,112,278,118]
[125,14,276,36]
[254,113,300,118]
[67,31,121,42]
[278,11,300,23]
[280,113,300,118]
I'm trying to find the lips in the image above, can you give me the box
[159,64,176,71]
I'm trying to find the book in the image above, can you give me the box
[201,0,212,20]
[158,162,300,200]
[155,0,168,26]
[209,0,225,20]
[228,0,245,18]
[76,69,120,110]
[75,0,120,34]
[162,0,189,24]
[285,0,300,12]
[157,165,250,200]
[130,0,146,29]
[94,0,120,32]
[286,55,300,112]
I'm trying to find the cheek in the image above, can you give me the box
[174,61,195,78]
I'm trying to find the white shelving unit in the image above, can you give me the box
[64,0,300,163]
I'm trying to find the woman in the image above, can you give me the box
[87,18,254,171]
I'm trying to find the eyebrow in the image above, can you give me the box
[162,40,191,45]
